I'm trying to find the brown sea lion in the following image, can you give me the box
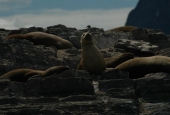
[5,32,73,49]
[115,56,170,79]
[104,53,134,68]
[106,26,138,32]
[0,69,33,82]
[76,32,106,75]
[24,66,70,78]
[0,66,70,82]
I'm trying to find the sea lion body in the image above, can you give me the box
[106,26,138,32]
[0,66,70,82]
[5,32,73,49]
[104,53,134,68]
[0,69,33,82]
[25,66,70,78]
[115,56,170,79]
[77,32,105,75]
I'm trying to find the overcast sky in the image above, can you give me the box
[0,0,138,30]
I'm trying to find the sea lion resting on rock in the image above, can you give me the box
[0,66,70,82]
[104,52,134,68]
[115,56,170,79]
[0,69,34,82]
[24,66,70,78]
[106,26,138,32]
[5,32,73,49]
[76,32,106,75]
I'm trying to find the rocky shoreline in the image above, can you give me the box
[0,24,170,115]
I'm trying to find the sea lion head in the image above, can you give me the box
[81,32,94,45]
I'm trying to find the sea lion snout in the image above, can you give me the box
[85,33,91,40]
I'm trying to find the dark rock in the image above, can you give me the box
[155,47,170,56]
[139,102,170,115]
[57,47,81,69]
[101,68,129,80]
[27,26,44,32]
[47,24,68,33]
[135,72,170,102]
[114,38,159,57]
[60,95,97,102]
[98,79,135,99]
[99,79,134,92]
[42,75,94,96]
[5,29,24,38]
[9,81,25,96]
[125,0,170,34]
[69,35,81,49]
[25,77,42,96]
[0,79,10,96]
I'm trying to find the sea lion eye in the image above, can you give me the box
[82,34,85,37]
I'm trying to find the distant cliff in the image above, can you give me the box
[125,0,170,34]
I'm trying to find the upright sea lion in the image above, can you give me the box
[104,52,134,68]
[24,66,70,78]
[76,32,106,75]
[115,56,170,79]
[0,69,33,82]
[5,32,73,49]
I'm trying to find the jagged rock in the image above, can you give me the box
[0,79,10,96]
[69,35,81,49]
[132,28,170,50]
[0,38,63,75]
[59,95,97,102]
[26,26,44,32]
[9,81,25,96]
[101,68,129,80]
[135,72,170,102]
[47,24,68,33]
[155,47,170,56]
[98,79,135,99]
[57,47,81,69]
[139,102,170,115]
[125,0,170,34]
[114,39,159,56]
[26,77,42,96]
[41,75,94,96]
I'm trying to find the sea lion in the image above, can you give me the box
[106,26,138,32]
[115,56,170,79]
[104,52,134,68]
[0,69,33,82]
[76,32,106,75]
[24,66,70,78]
[5,32,73,49]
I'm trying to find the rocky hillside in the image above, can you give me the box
[0,24,170,114]
[125,0,170,34]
